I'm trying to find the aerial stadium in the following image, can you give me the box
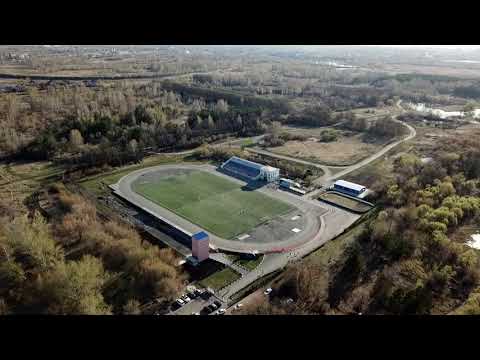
[109,158,326,255]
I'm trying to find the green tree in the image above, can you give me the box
[1,213,63,272]
[32,255,111,315]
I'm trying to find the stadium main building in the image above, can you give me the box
[221,156,280,182]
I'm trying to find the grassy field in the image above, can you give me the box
[79,154,193,197]
[318,192,372,213]
[132,170,293,239]
[198,267,241,291]
[227,254,264,271]
[308,221,367,268]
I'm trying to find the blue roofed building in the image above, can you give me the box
[221,156,280,182]
[192,231,209,241]
[191,231,209,262]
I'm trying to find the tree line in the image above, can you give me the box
[241,129,480,315]
[0,184,185,315]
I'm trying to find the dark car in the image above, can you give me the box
[194,289,203,297]
[187,291,197,299]
[213,300,222,308]
[171,302,181,311]
[201,291,212,300]
[201,305,215,315]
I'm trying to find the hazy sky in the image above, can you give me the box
[374,45,480,50]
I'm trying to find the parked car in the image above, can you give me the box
[187,291,197,299]
[210,303,218,310]
[264,288,273,295]
[176,299,185,306]
[192,312,200,315]
[213,300,222,308]
[194,289,203,297]
[201,291,212,300]
[233,303,243,310]
[203,305,215,314]
[217,308,226,315]
[181,295,191,303]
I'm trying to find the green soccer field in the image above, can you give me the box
[132,170,293,239]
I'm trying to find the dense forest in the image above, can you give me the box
[0,184,184,314]
[241,130,480,315]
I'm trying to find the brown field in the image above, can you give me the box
[268,127,391,166]
[337,105,399,119]
[0,161,64,213]
[377,63,480,79]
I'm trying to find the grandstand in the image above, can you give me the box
[221,156,280,182]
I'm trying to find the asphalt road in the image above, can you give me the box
[217,201,360,302]
[244,101,415,191]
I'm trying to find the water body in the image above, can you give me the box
[407,103,480,119]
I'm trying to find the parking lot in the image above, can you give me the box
[168,287,228,316]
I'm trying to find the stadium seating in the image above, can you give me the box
[222,158,261,179]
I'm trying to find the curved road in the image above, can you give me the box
[246,100,415,185]
[328,118,415,181]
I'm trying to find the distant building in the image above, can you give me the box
[279,178,306,195]
[279,178,301,189]
[221,156,280,182]
[191,231,209,262]
[333,179,366,197]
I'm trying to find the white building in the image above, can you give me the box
[332,179,367,197]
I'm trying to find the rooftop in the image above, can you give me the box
[192,231,209,241]
[263,165,279,172]
[229,156,264,170]
[334,179,366,192]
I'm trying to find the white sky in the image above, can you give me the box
[373,45,480,50]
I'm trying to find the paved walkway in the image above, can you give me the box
[217,201,360,302]
[209,253,249,276]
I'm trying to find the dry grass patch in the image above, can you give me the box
[268,129,390,166]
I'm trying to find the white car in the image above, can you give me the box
[176,299,185,306]
[264,288,273,295]
[192,312,200,315]
[181,295,191,303]
[217,308,226,315]
[234,303,243,310]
